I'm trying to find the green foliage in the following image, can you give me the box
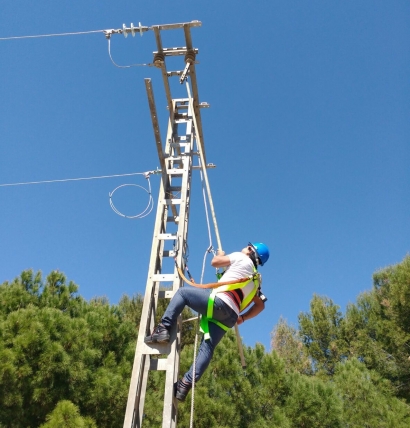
[2,257,410,427]
[298,294,345,375]
[333,359,410,427]
[175,334,291,428]
[343,255,410,400]
[0,270,137,427]
[283,373,342,427]
[40,400,96,428]
[271,317,312,375]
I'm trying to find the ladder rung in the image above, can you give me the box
[163,250,177,257]
[150,358,168,371]
[152,274,176,282]
[157,233,177,240]
[158,290,176,299]
[172,98,189,103]
[162,199,182,205]
[167,169,183,176]
[166,216,179,224]
[140,342,170,355]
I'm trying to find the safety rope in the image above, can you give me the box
[177,82,249,428]
[189,157,219,428]
[185,81,247,368]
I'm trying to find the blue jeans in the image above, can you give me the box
[161,286,238,383]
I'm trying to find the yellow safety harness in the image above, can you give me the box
[200,268,260,340]
[176,263,261,340]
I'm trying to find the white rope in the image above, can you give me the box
[109,181,153,219]
[185,82,222,251]
[0,29,104,41]
[0,172,147,187]
[189,315,200,428]
[185,83,246,368]
[107,37,150,68]
[185,82,247,418]
[189,156,216,428]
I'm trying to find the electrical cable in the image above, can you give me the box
[0,171,147,187]
[0,29,104,41]
[109,180,153,219]
[107,37,150,68]
[0,26,151,69]
[0,170,157,220]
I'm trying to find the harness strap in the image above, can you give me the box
[176,262,252,289]
[200,270,261,340]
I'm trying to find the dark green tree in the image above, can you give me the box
[40,400,96,428]
[298,294,346,375]
[333,359,410,427]
[0,270,137,427]
[283,373,342,427]
[271,317,312,375]
[343,255,410,400]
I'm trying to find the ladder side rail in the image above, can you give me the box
[144,78,167,181]
[183,24,206,164]
[124,103,180,426]
[162,102,195,427]
[123,186,169,427]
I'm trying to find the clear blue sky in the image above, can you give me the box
[1,1,409,351]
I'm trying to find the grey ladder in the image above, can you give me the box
[123,96,197,428]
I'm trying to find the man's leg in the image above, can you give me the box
[161,287,211,329]
[176,297,238,400]
[183,321,227,384]
[145,287,211,343]
[176,322,227,401]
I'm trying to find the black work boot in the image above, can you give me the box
[175,379,192,402]
[144,324,170,344]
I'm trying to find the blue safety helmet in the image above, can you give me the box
[249,242,270,266]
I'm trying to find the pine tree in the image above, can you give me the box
[40,400,96,428]
[271,317,312,375]
[298,294,346,375]
[333,359,410,427]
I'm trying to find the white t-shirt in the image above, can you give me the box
[216,252,256,315]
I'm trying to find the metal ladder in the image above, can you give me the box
[123,21,209,428]
[123,98,194,428]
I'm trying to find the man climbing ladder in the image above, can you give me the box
[144,242,270,401]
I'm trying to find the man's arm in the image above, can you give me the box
[211,250,231,268]
[236,295,265,325]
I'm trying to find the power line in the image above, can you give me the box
[0,29,104,41]
[0,26,150,68]
[0,171,158,187]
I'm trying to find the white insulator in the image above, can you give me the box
[122,23,128,38]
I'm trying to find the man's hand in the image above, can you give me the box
[237,296,265,325]
[237,315,245,325]
[211,251,230,268]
